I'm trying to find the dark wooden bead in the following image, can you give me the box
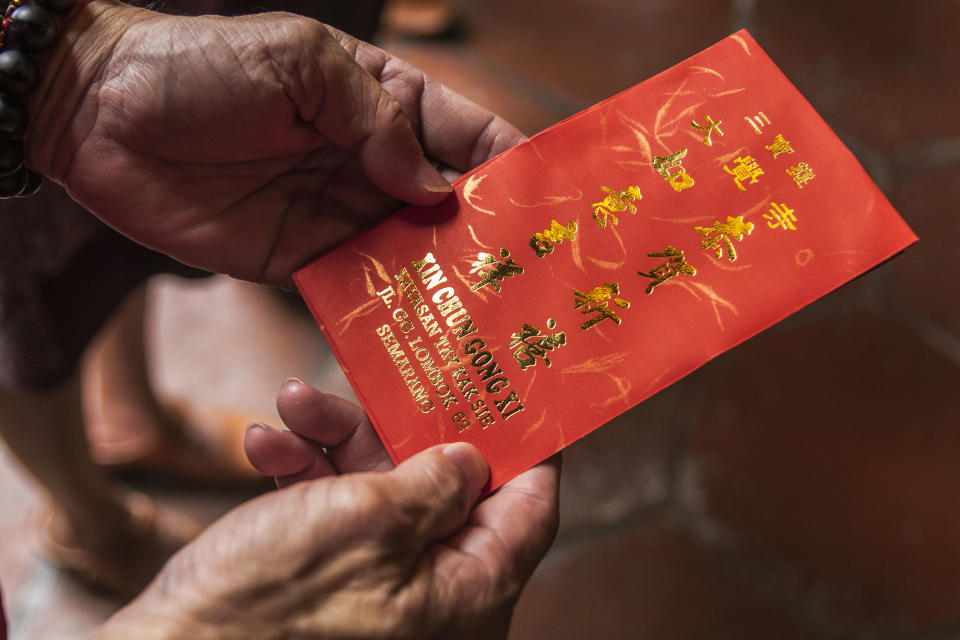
[0,95,27,138]
[0,50,38,98]
[7,5,58,53]
[36,0,78,14]
[0,140,24,176]
[0,166,28,197]
[18,169,42,196]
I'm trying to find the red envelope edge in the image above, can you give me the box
[294,30,918,491]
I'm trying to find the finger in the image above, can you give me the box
[372,442,489,544]
[292,24,452,205]
[417,76,527,171]
[276,380,393,473]
[450,454,561,581]
[243,422,337,478]
[327,28,527,171]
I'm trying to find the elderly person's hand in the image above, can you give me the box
[28,0,523,287]
[93,381,559,639]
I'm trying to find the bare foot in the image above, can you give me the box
[84,385,269,487]
[81,285,267,486]
[40,491,202,600]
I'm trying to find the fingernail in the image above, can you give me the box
[281,377,306,392]
[246,421,281,434]
[442,442,489,492]
[416,158,452,193]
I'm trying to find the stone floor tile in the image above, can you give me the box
[0,445,42,622]
[509,517,831,640]
[379,38,569,136]
[149,275,342,422]
[686,312,960,635]
[751,0,960,152]
[462,0,735,107]
[557,380,690,534]
[887,160,960,339]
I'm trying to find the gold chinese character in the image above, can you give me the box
[469,248,524,293]
[574,283,630,330]
[638,245,697,294]
[763,202,797,230]
[653,149,695,192]
[691,114,724,146]
[591,185,642,229]
[530,219,578,257]
[723,155,764,190]
[694,215,755,262]
[744,111,771,134]
[765,133,794,158]
[786,162,815,189]
[509,319,567,370]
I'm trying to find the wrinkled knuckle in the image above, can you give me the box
[420,456,469,513]
[341,476,413,541]
[376,95,408,132]
[340,475,392,515]
[297,16,334,48]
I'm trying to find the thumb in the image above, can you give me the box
[359,110,454,206]
[303,27,452,205]
[375,443,489,545]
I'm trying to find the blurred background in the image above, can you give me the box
[2,0,958,637]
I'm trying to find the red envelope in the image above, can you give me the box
[295,30,917,490]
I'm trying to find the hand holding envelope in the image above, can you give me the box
[94,381,559,640]
[29,1,524,287]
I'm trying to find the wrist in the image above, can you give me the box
[24,0,151,181]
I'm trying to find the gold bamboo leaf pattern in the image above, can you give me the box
[710,88,747,98]
[617,111,652,159]
[592,375,632,409]
[508,189,584,208]
[463,174,497,215]
[519,410,548,445]
[672,279,739,330]
[467,224,494,250]
[355,249,391,285]
[731,34,751,55]
[688,65,725,81]
[336,297,381,335]
[561,352,629,376]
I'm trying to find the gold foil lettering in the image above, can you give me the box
[723,156,763,190]
[470,399,496,429]
[469,248,524,293]
[786,162,815,188]
[653,149,695,192]
[765,133,794,158]
[411,253,437,273]
[494,391,525,420]
[638,245,697,294]
[691,114,724,146]
[531,219,579,256]
[377,324,434,414]
[451,411,471,433]
[694,215,754,262]
[574,283,630,330]
[591,186,642,229]
[744,111,771,134]
[508,319,567,370]
[764,202,798,230]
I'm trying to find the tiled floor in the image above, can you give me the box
[2,0,959,638]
